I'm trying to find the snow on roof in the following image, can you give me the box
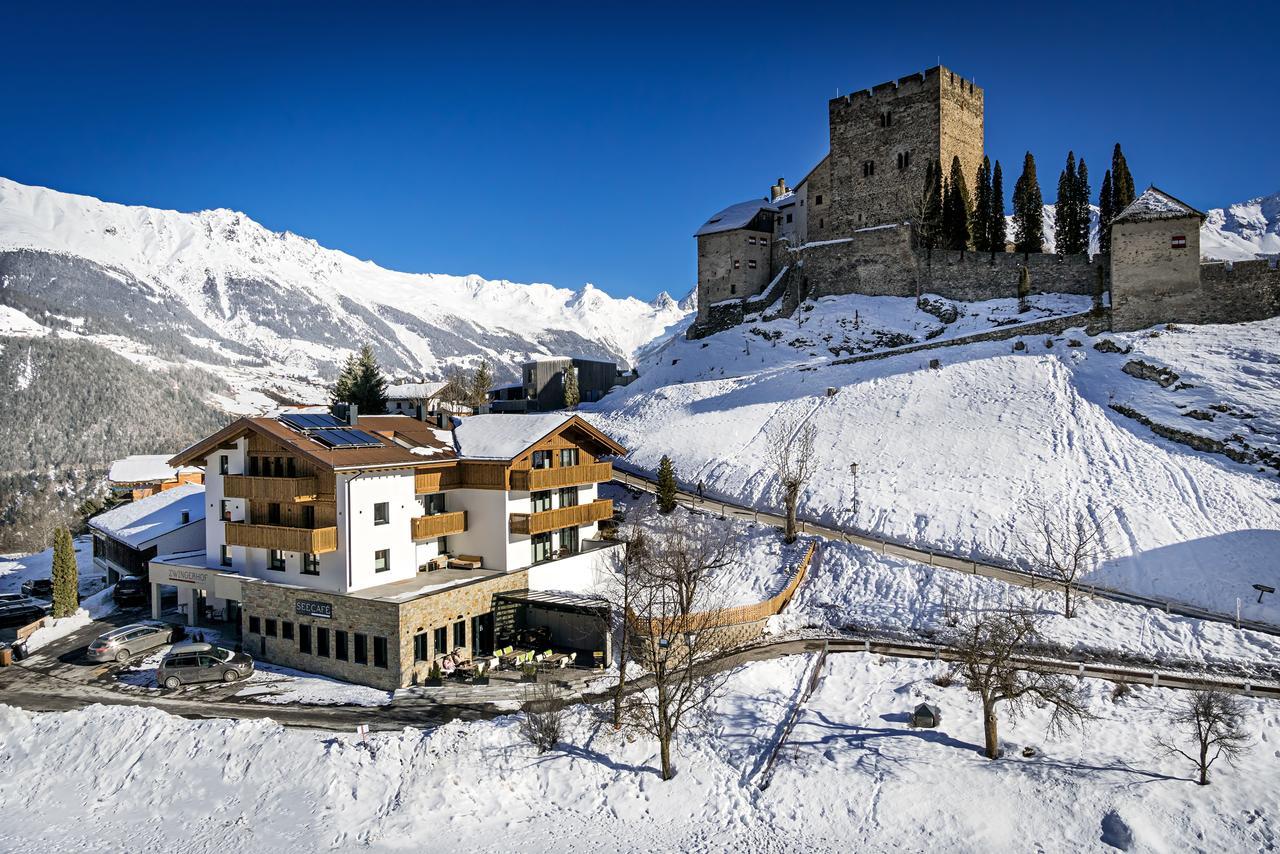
[490,382,523,392]
[108,454,198,484]
[89,483,205,549]
[386,381,447,400]
[451,413,573,460]
[1113,186,1206,225]
[773,191,798,208]
[694,199,778,237]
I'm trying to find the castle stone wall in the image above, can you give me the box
[695,225,773,320]
[1110,216,1203,331]
[1196,259,1280,324]
[919,249,1103,302]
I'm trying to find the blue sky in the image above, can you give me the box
[3,2,1276,301]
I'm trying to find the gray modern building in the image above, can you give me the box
[488,357,635,413]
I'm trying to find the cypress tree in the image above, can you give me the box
[1012,152,1044,256]
[656,455,678,514]
[1111,143,1135,214]
[1075,157,1092,255]
[562,365,580,410]
[1098,169,1115,253]
[332,344,388,415]
[1055,151,1079,256]
[972,157,993,253]
[989,160,1007,258]
[920,159,944,252]
[51,526,79,619]
[943,156,972,253]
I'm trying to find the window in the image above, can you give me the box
[747,236,756,245]
[286,457,296,477]
[558,486,579,508]
[373,549,390,573]
[220,499,231,522]
[532,532,553,564]
[760,237,768,247]
[879,111,892,127]
[531,450,552,469]
[373,636,388,669]
[785,213,793,223]
[219,455,229,476]
[414,631,430,662]
[299,624,312,654]
[560,526,579,555]
[559,448,579,468]
[269,550,285,571]
[302,505,315,528]
[863,161,875,178]
[730,284,737,295]
[436,536,449,555]
[302,553,320,575]
[453,620,466,649]
[1171,234,1187,249]
[335,630,349,661]
[733,259,741,269]
[249,615,261,635]
[531,490,552,513]
[317,627,330,658]
[897,151,911,170]
[815,194,824,205]
[748,260,757,269]
[248,456,260,476]
[265,618,277,638]
[282,621,294,641]
[373,502,389,526]
[433,626,448,656]
[819,217,824,229]
[354,633,368,665]
[422,492,445,515]
[220,545,232,567]
[268,502,281,525]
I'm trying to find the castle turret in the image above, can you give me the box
[770,178,790,201]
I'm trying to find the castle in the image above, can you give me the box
[690,65,1279,338]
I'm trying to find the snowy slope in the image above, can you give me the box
[586,297,1280,622]
[0,176,691,387]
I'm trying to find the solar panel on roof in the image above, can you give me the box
[280,412,346,432]
[310,428,384,449]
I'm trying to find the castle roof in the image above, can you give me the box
[1113,186,1206,225]
[695,198,778,237]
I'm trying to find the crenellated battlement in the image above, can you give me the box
[828,65,981,109]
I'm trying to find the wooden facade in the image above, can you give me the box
[223,475,321,502]
[509,498,613,536]
[509,462,612,492]
[409,510,468,540]
[224,522,339,553]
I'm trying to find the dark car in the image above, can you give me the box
[0,603,49,629]
[21,579,53,599]
[113,576,149,608]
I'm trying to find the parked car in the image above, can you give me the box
[20,579,53,599]
[156,642,254,689]
[112,576,149,608]
[0,603,49,629]
[86,622,177,664]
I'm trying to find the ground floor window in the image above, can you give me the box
[248,615,261,635]
[436,536,448,554]
[354,633,368,665]
[269,550,285,571]
[373,636,388,669]
[453,620,466,649]
[335,630,349,661]
[299,624,312,654]
[532,532,552,564]
[317,627,330,657]
[302,553,320,575]
[282,621,294,640]
[433,625,447,656]
[265,618,277,638]
[374,549,390,573]
[414,631,429,662]
[559,526,579,556]
[220,545,232,567]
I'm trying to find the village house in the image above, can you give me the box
[106,454,204,501]
[90,483,206,585]
[148,410,626,690]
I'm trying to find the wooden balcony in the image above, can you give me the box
[509,498,613,536]
[509,462,613,492]
[224,522,338,554]
[410,510,468,540]
[223,475,322,503]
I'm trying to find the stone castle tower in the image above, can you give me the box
[827,66,984,233]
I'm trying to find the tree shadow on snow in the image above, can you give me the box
[789,708,983,759]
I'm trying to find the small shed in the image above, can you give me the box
[911,703,942,728]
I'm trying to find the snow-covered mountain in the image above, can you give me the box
[0,177,692,395]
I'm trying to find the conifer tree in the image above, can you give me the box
[989,161,1007,258]
[972,157,993,253]
[942,156,972,253]
[1098,169,1115,253]
[562,365,580,410]
[1111,143,1135,214]
[656,455,678,515]
[468,360,493,410]
[332,344,389,414]
[1055,152,1085,256]
[919,159,944,252]
[1012,152,1044,256]
[51,526,79,618]
[1075,157,1092,255]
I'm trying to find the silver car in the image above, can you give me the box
[156,642,254,689]
[87,622,176,663]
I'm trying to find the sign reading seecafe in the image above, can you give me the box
[295,599,333,619]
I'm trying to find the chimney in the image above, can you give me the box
[770,178,789,201]
[347,403,359,426]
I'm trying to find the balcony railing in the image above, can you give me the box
[224,522,338,553]
[509,462,612,492]
[410,510,468,540]
[509,498,613,536]
[223,475,322,503]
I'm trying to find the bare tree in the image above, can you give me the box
[947,609,1094,759]
[518,681,566,753]
[1154,689,1253,786]
[597,528,649,729]
[625,512,735,780]
[440,366,472,413]
[765,413,818,544]
[1016,499,1109,618]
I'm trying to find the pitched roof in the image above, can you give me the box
[386,381,447,400]
[89,483,205,549]
[107,454,199,484]
[695,199,778,237]
[1113,186,1206,225]
[451,413,626,461]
